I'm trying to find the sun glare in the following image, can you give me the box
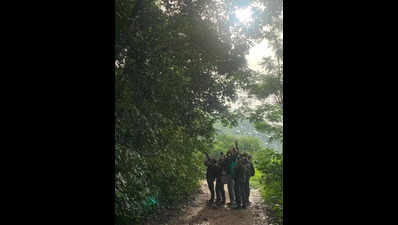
[235,7,253,24]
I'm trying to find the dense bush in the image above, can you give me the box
[255,147,283,225]
[115,139,207,225]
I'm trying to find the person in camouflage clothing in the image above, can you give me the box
[234,152,252,209]
[233,141,243,208]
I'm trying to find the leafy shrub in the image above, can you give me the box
[256,147,283,225]
[249,167,262,189]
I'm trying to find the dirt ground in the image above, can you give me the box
[143,180,269,225]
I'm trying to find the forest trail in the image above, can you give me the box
[144,180,269,225]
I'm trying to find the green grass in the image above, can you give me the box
[249,167,262,189]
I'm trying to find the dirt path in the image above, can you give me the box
[144,180,269,225]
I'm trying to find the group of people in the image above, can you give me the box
[204,140,255,209]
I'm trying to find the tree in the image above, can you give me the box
[238,136,263,153]
[115,0,260,224]
[241,0,283,142]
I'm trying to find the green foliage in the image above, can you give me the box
[211,134,235,157]
[255,147,283,225]
[115,130,208,225]
[115,0,258,224]
[236,0,283,143]
[211,133,263,158]
[214,119,282,151]
[246,55,283,142]
[249,167,262,189]
[237,136,262,153]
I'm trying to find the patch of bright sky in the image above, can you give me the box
[234,6,273,72]
[235,7,253,24]
[246,39,273,72]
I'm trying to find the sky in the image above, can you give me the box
[246,39,273,72]
[235,5,274,72]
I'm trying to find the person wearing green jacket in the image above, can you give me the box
[225,147,239,209]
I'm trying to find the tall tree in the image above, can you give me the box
[241,0,283,142]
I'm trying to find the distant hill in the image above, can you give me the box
[214,120,282,152]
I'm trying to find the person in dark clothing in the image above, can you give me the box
[204,152,218,204]
[215,177,225,204]
[215,153,226,205]
[235,153,251,209]
[233,153,241,208]
[204,152,226,205]
[232,141,242,208]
